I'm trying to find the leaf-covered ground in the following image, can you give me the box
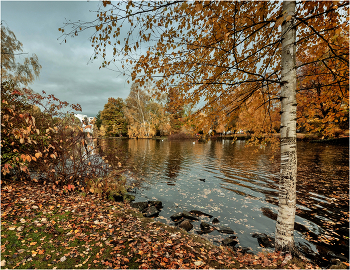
[1,181,318,269]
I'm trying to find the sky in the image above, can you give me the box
[1,1,132,117]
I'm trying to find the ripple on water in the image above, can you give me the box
[98,139,349,266]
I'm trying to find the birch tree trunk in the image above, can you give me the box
[275,1,297,253]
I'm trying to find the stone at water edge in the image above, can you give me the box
[252,233,275,248]
[148,201,163,210]
[130,202,149,212]
[170,212,183,221]
[143,206,160,218]
[189,210,213,218]
[222,236,238,247]
[178,219,193,232]
[200,222,211,231]
[182,211,199,221]
[197,221,215,234]
[212,217,220,224]
[215,225,235,234]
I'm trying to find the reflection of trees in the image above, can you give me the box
[96,138,130,169]
[165,141,184,182]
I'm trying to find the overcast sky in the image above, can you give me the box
[1,1,131,117]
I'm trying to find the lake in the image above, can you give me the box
[97,138,349,266]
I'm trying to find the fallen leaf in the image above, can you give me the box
[194,261,204,266]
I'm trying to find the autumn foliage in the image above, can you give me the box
[60,1,348,140]
[1,81,111,189]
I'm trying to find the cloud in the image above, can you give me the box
[1,1,131,117]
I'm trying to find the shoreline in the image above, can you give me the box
[1,181,321,269]
[95,134,349,145]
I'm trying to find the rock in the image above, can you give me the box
[178,220,193,232]
[148,201,163,210]
[252,233,275,248]
[190,210,213,218]
[197,222,214,234]
[239,247,254,255]
[182,211,199,221]
[143,206,160,217]
[215,225,235,234]
[222,236,238,247]
[170,212,183,221]
[212,218,219,224]
[130,202,149,212]
[170,211,199,221]
[199,179,205,182]
[174,217,186,226]
[200,222,211,231]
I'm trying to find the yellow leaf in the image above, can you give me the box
[30,242,37,246]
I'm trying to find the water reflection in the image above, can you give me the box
[97,138,349,266]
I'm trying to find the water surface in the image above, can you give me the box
[97,138,349,266]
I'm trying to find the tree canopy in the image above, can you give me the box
[61,1,348,132]
[1,24,41,87]
[100,97,128,137]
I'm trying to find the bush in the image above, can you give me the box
[1,81,114,189]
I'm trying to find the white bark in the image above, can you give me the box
[275,1,297,253]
